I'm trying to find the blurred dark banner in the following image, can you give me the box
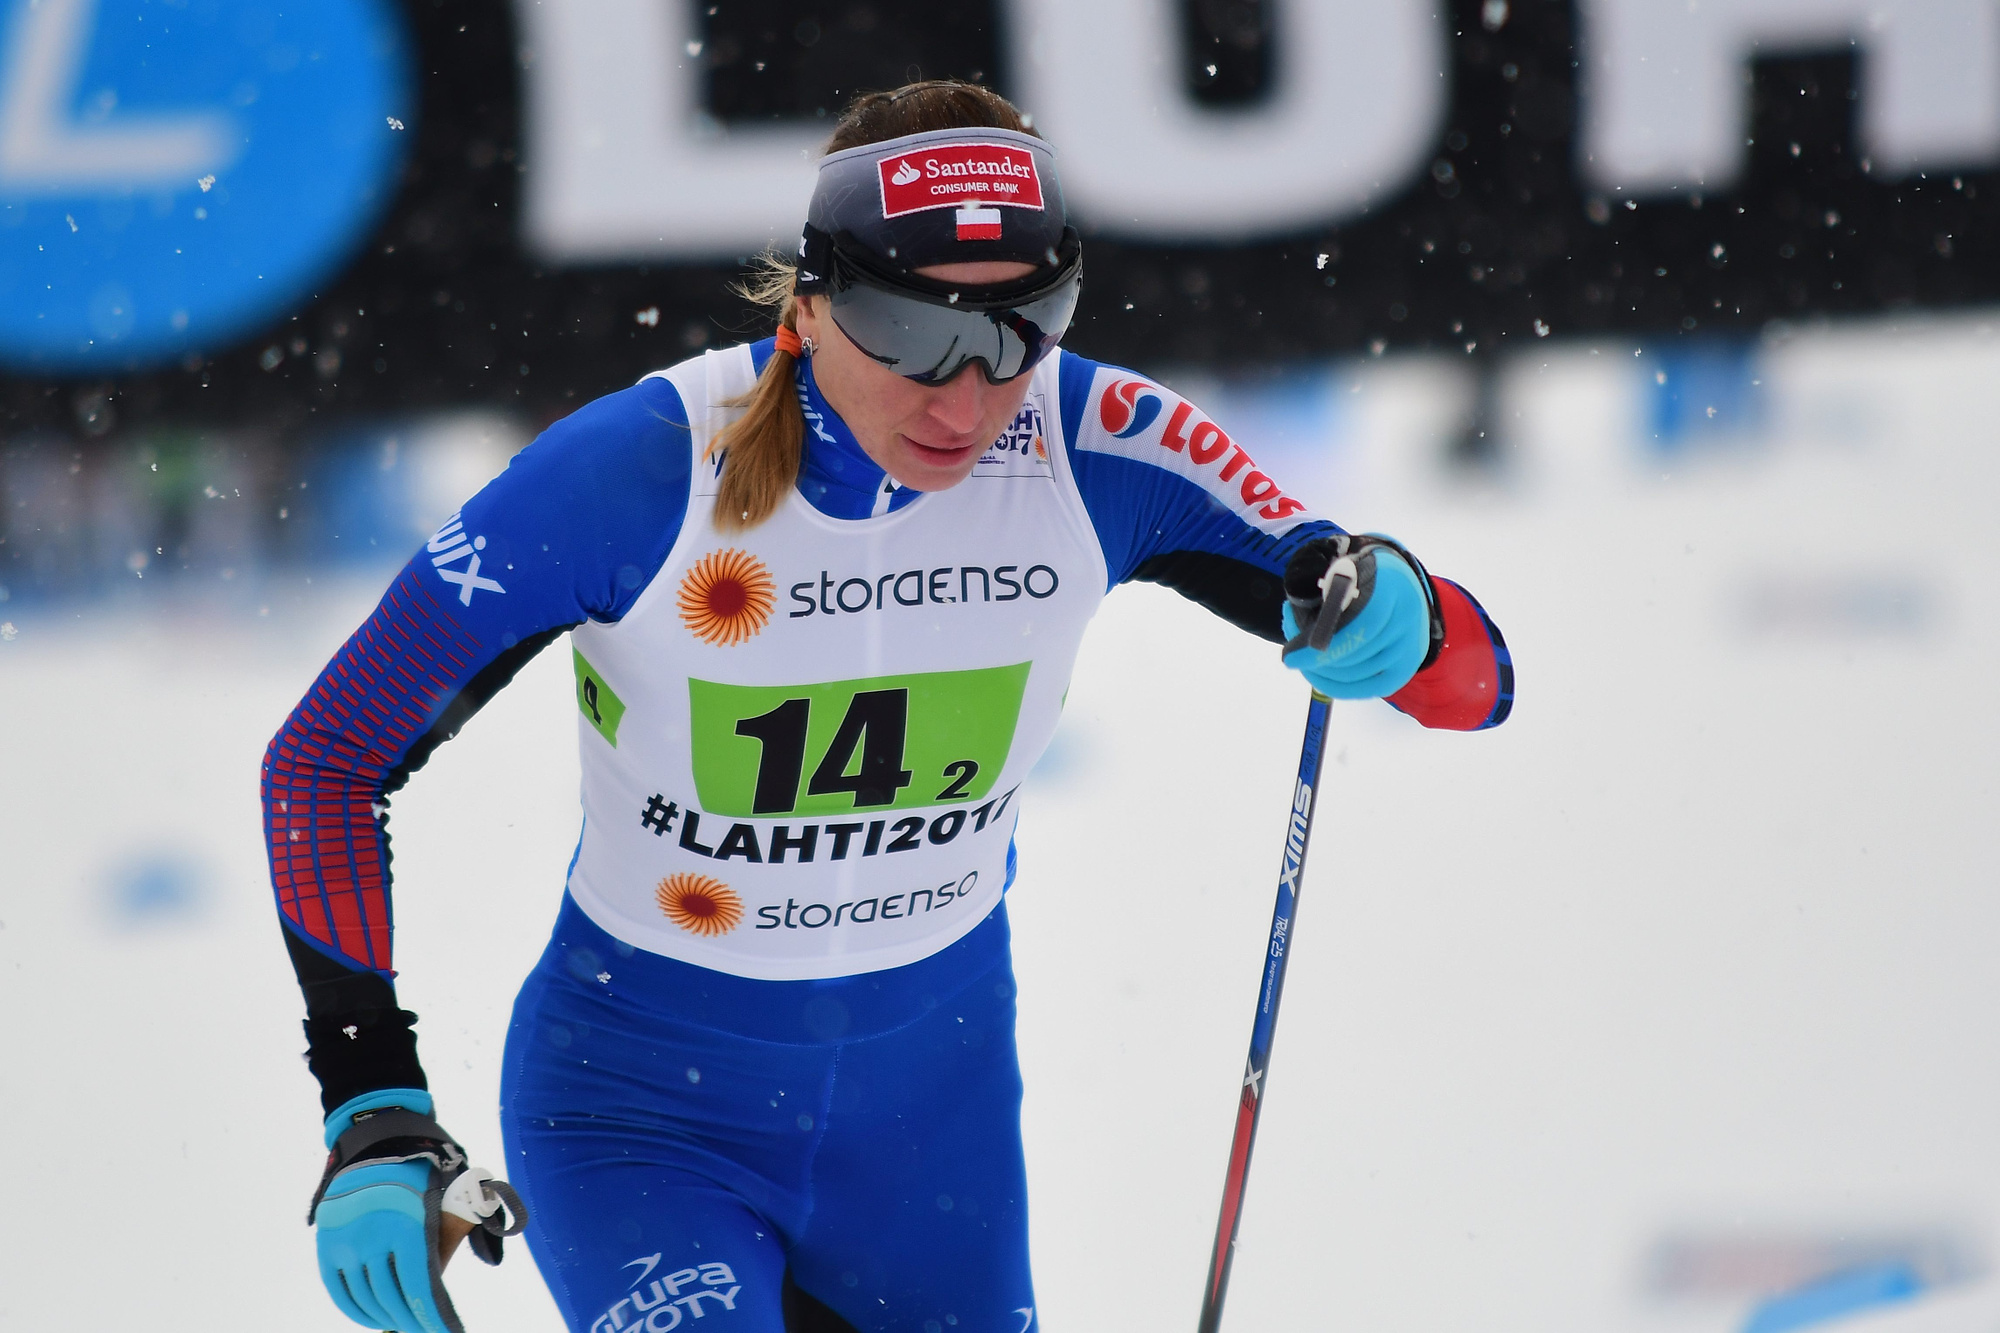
[3,0,1996,439]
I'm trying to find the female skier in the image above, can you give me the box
[268,81,1511,1333]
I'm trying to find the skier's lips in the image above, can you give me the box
[899,435,981,465]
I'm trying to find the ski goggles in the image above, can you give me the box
[820,230,1082,385]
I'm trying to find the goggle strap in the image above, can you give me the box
[795,223,834,296]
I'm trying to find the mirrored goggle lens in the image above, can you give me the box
[826,277,1080,384]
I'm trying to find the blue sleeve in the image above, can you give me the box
[263,373,693,1097]
[1057,351,1337,641]
[449,374,695,631]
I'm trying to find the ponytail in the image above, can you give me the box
[708,259,804,533]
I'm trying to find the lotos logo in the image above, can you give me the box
[1156,400,1309,524]
[656,873,743,936]
[1087,378,1312,527]
[678,549,776,646]
[878,141,1044,219]
[1099,379,1162,438]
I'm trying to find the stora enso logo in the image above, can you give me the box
[1099,379,1162,438]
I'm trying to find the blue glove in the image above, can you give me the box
[309,1089,526,1333]
[1279,535,1439,699]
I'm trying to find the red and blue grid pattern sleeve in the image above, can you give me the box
[263,374,696,982]
[1055,351,1511,731]
[265,572,488,973]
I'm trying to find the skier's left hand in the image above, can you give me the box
[1279,534,1438,699]
[309,1090,528,1333]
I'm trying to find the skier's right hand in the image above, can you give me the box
[1279,534,1440,699]
[308,1089,527,1333]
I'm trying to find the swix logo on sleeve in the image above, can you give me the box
[427,512,506,605]
[1078,375,1311,532]
[877,142,1044,219]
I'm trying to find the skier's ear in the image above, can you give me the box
[793,293,827,343]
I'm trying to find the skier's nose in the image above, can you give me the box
[924,368,985,436]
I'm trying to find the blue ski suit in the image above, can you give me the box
[264,343,1511,1333]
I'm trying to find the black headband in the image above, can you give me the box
[795,126,1071,293]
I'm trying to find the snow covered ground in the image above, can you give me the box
[4,313,2000,1331]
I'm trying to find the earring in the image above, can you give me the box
[800,335,818,357]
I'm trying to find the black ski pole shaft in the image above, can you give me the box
[1197,689,1333,1333]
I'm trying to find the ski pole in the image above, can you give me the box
[1197,687,1333,1333]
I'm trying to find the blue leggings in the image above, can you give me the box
[499,895,1039,1333]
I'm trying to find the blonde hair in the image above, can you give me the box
[706,80,1035,532]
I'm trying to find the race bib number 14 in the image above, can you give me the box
[687,664,1030,818]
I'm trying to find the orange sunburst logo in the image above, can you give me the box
[656,873,744,936]
[1033,434,1047,461]
[678,549,775,646]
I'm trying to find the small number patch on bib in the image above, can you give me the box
[574,648,627,746]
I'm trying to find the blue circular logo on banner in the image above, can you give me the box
[0,0,411,372]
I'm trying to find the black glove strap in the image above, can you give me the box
[306,1107,466,1224]
[306,1105,531,1271]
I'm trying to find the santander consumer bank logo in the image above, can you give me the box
[877,142,1044,219]
[1099,379,1162,438]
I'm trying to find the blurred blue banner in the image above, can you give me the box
[1741,1263,1927,1333]
[0,0,412,371]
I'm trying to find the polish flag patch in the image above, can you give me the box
[955,206,1003,240]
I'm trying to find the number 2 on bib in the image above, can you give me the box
[688,664,1030,818]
